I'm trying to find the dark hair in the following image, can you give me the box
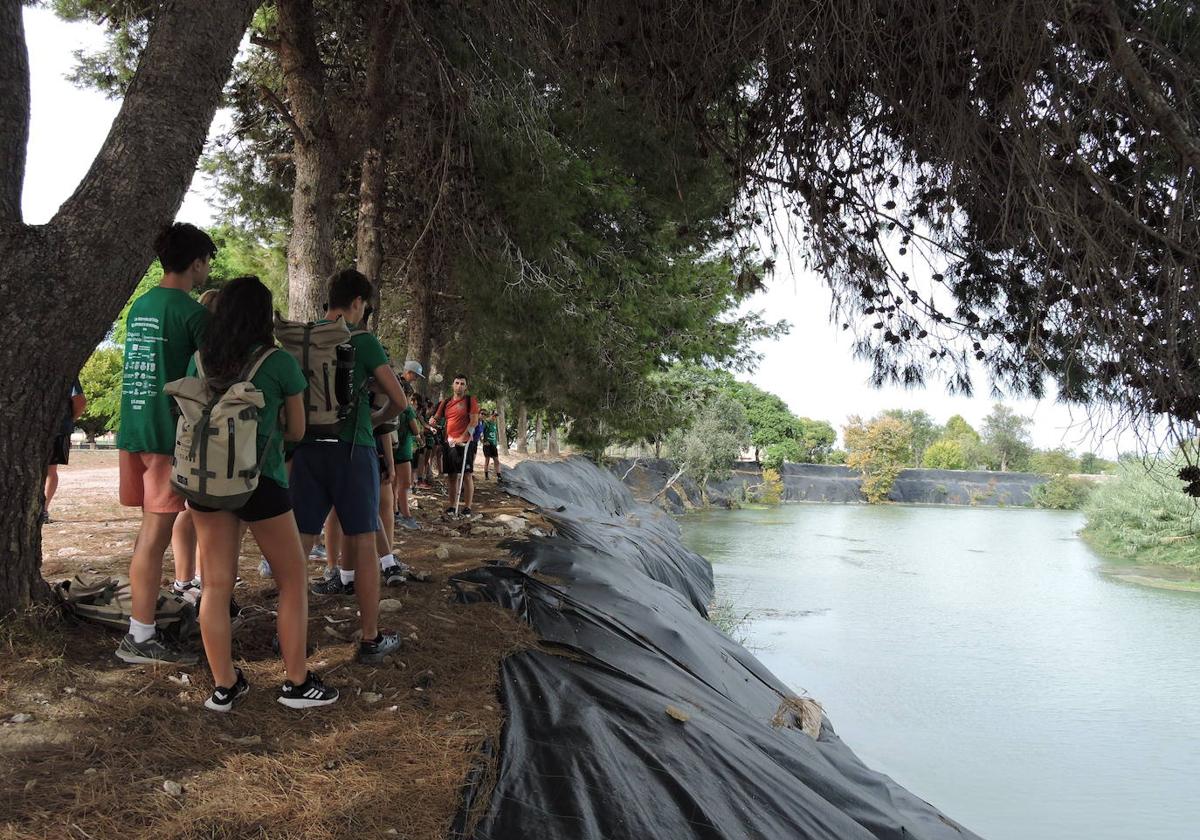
[328,268,373,310]
[199,276,274,383]
[453,374,468,385]
[155,223,217,274]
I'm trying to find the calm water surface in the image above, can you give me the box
[679,504,1200,840]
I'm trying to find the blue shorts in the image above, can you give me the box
[289,441,380,536]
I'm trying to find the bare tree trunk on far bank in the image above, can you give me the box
[548,424,559,456]
[497,398,509,454]
[515,404,528,454]
[0,0,257,614]
[534,415,544,454]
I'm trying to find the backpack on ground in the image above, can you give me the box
[165,348,277,509]
[54,573,199,643]
[274,314,358,436]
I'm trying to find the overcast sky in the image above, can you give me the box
[23,6,1139,456]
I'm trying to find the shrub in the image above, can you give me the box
[762,440,802,472]
[752,468,784,505]
[1031,474,1093,509]
[923,438,967,470]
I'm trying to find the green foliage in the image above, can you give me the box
[77,347,123,440]
[1079,452,1118,475]
[665,394,749,498]
[825,449,848,465]
[1029,447,1082,476]
[1083,455,1200,569]
[881,409,939,466]
[981,404,1033,471]
[762,440,802,472]
[943,415,980,443]
[752,468,784,506]
[1030,474,1093,510]
[844,414,914,503]
[922,437,968,470]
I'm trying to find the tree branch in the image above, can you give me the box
[258,83,307,143]
[0,0,30,225]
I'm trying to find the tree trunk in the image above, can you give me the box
[515,403,529,454]
[655,437,662,459]
[534,415,545,454]
[548,424,559,456]
[427,341,445,397]
[497,398,509,454]
[0,0,257,614]
[277,0,342,321]
[0,1,28,226]
[353,1,400,322]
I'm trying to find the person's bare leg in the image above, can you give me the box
[347,533,380,640]
[172,508,198,583]
[250,512,309,685]
[325,511,345,572]
[130,511,178,624]
[379,477,395,550]
[395,462,412,517]
[191,509,240,688]
[44,464,59,512]
[464,473,475,509]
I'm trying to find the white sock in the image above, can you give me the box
[129,618,156,644]
[380,553,398,570]
[340,568,356,585]
[192,575,201,587]
[173,579,191,590]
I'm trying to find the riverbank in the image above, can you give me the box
[614,457,1052,512]
[0,450,537,839]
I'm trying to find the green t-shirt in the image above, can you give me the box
[303,324,389,447]
[187,346,306,487]
[117,286,208,454]
[394,405,418,461]
[483,419,498,446]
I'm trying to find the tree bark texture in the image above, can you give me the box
[534,415,545,454]
[516,404,529,454]
[496,398,509,454]
[353,1,400,321]
[548,424,559,456]
[0,0,257,614]
[0,0,29,225]
[278,0,341,320]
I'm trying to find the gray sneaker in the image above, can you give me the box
[397,516,420,531]
[115,633,199,666]
[357,631,401,663]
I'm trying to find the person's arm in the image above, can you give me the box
[71,392,87,420]
[379,434,395,483]
[282,392,306,442]
[462,399,481,445]
[370,362,407,425]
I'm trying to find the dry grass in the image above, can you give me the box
[0,450,543,840]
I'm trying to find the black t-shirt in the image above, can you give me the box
[60,378,83,437]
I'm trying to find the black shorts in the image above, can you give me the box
[442,441,478,475]
[189,475,292,522]
[482,443,499,459]
[49,434,71,466]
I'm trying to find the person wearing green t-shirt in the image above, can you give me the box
[115,223,214,668]
[291,269,409,664]
[180,276,338,711]
[481,410,502,480]
[392,401,422,530]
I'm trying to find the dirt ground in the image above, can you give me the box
[0,450,550,840]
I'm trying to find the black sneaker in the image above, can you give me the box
[278,671,339,709]
[357,632,402,664]
[311,576,354,596]
[116,632,199,666]
[382,564,407,587]
[461,507,473,516]
[204,668,250,713]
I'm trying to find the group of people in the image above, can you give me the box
[83,222,505,713]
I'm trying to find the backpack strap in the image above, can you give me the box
[239,346,278,383]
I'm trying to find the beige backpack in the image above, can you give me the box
[165,348,277,509]
[273,314,357,437]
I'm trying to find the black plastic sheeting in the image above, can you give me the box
[451,457,981,840]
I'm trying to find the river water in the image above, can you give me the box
[679,503,1200,840]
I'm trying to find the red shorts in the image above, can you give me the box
[118,451,185,514]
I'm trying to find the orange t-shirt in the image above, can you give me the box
[436,395,479,442]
